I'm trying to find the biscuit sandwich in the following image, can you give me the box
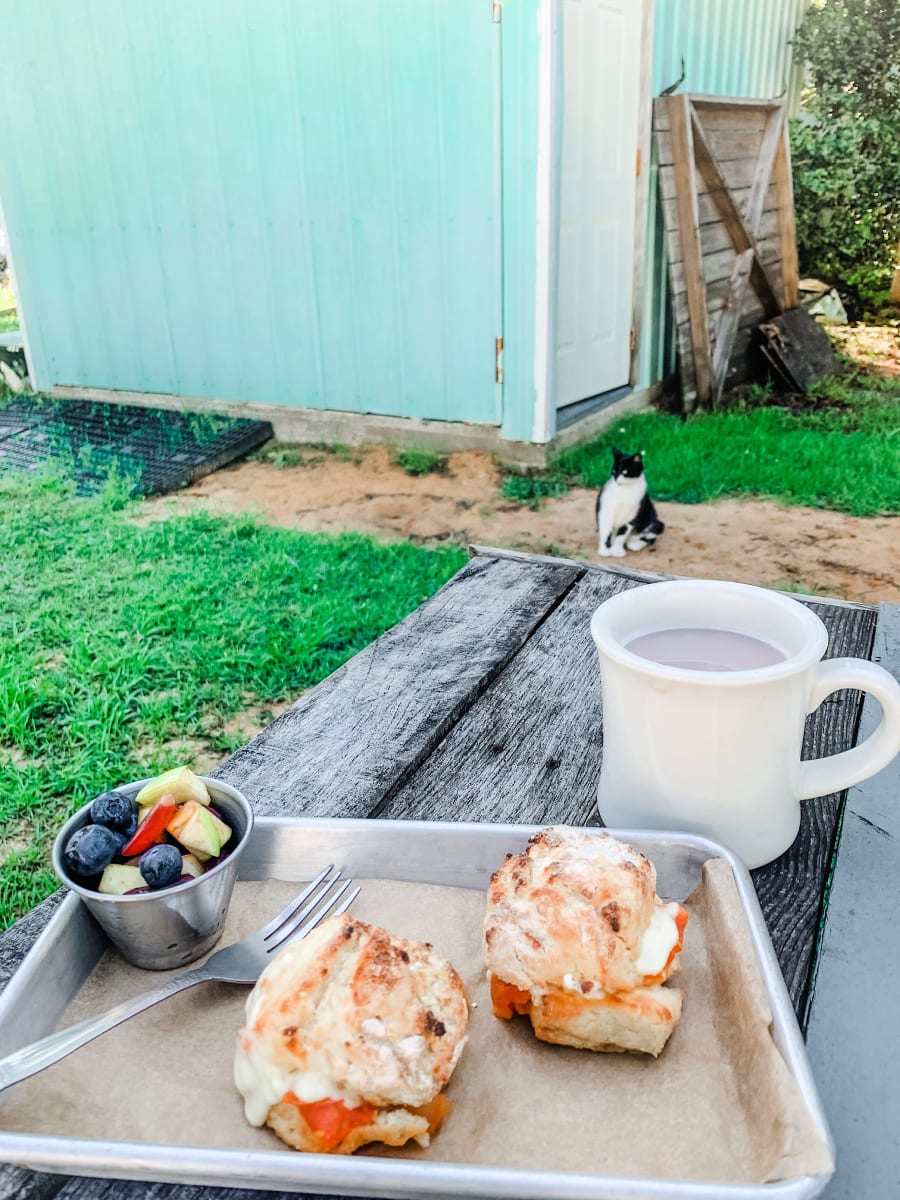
[484,826,687,1056]
[235,913,469,1153]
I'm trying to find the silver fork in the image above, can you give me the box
[0,865,360,1093]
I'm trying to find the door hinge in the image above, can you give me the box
[495,336,504,384]
[636,147,642,177]
[492,1,503,23]
[629,328,637,352]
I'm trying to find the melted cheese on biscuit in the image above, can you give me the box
[635,902,681,978]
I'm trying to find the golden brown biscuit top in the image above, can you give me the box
[235,914,469,1125]
[484,826,674,996]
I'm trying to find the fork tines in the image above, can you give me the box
[262,865,361,954]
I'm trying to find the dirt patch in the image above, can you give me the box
[827,319,900,377]
[141,447,900,605]
[137,700,295,778]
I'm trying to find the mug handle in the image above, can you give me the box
[798,658,900,801]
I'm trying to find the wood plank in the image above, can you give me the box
[656,127,765,169]
[659,159,768,201]
[629,0,657,386]
[654,105,771,135]
[664,211,781,267]
[671,266,785,339]
[660,183,782,231]
[773,125,800,308]
[0,1165,63,1200]
[804,603,900,1198]
[52,1182,273,1200]
[665,95,712,411]
[710,107,786,405]
[690,95,782,110]
[689,108,781,315]
[211,556,582,821]
[750,598,876,1019]
[377,569,643,827]
[0,892,65,997]
[668,236,783,295]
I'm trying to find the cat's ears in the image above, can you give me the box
[611,446,645,461]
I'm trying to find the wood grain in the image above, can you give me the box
[656,127,766,169]
[689,109,781,316]
[668,239,782,296]
[0,1165,65,1200]
[666,215,782,271]
[751,598,876,1020]
[654,107,771,135]
[665,95,711,410]
[708,106,785,407]
[773,128,800,309]
[213,555,582,820]
[378,570,643,827]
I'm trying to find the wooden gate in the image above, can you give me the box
[654,95,800,411]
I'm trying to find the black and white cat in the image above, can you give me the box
[596,447,665,557]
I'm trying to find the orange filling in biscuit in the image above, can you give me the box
[490,976,677,1024]
[491,975,533,1018]
[490,905,688,1022]
[283,1095,376,1151]
[282,1091,453,1152]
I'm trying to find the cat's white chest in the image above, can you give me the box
[603,476,646,527]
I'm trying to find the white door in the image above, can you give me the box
[556,0,643,408]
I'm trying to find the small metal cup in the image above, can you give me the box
[52,777,254,970]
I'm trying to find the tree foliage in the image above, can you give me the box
[790,0,900,313]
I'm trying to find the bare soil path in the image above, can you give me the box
[145,445,900,605]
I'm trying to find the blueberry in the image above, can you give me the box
[90,789,139,834]
[139,843,184,890]
[64,824,123,878]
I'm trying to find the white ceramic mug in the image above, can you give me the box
[590,580,900,869]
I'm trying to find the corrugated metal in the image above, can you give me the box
[0,0,503,425]
[639,0,807,388]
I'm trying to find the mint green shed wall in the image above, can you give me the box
[0,0,541,433]
[640,0,807,389]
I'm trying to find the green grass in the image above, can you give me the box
[553,372,900,517]
[394,447,448,477]
[0,310,19,334]
[0,472,466,928]
[501,474,570,508]
[252,441,362,469]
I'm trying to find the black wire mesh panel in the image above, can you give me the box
[0,396,272,496]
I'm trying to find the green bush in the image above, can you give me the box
[791,0,900,313]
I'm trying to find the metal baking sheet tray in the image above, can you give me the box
[0,819,835,1199]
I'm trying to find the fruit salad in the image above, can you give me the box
[62,767,234,895]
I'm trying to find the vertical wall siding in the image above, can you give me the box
[0,0,503,425]
[639,0,806,388]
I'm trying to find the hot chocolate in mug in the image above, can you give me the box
[590,579,900,869]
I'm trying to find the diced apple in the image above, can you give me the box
[135,766,210,808]
[166,800,231,858]
[98,863,147,895]
[180,853,205,879]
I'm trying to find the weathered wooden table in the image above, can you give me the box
[1,548,897,1200]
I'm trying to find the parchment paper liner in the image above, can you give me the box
[0,860,832,1184]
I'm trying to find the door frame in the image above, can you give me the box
[530,0,655,444]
